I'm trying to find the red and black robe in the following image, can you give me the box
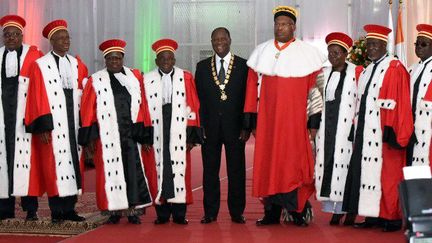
[407,56,432,172]
[79,67,156,211]
[24,52,88,198]
[143,67,203,205]
[343,56,414,220]
[0,44,43,198]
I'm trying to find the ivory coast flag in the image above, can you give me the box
[395,3,407,66]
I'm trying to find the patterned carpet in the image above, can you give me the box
[0,192,108,236]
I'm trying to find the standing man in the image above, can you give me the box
[244,6,326,227]
[342,24,413,232]
[0,15,43,221]
[315,32,362,226]
[79,39,156,224]
[406,24,432,171]
[25,19,87,223]
[195,27,249,224]
[143,39,203,225]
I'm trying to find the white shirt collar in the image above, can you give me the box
[373,54,387,64]
[52,50,68,59]
[215,52,231,75]
[420,55,432,65]
[215,51,231,64]
[159,69,174,77]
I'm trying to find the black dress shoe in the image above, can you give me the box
[51,213,64,224]
[329,214,344,225]
[354,220,380,229]
[154,218,169,225]
[353,221,374,228]
[128,215,141,224]
[107,215,121,224]
[26,211,39,221]
[0,213,15,220]
[256,217,280,226]
[64,211,85,222]
[200,216,217,224]
[291,212,308,227]
[231,215,246,224]
[382,221,402,232]
[173,218,188,225]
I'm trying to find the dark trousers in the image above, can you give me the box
[0,196,38,217]
[263,202,282,220]
[202,136,246,218]
[155,203,187,221]
[48,195,77,216]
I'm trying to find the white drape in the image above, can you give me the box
[0,0,429,73]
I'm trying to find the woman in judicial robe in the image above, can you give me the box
[78,39,157,224]
[315,32,363,225]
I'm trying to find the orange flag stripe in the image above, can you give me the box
[395,6,404,45]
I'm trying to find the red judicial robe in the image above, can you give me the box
[143,67,202,204]
[0,44,43,198]
[408,56,432,172]
[24,53,88,198]
[344,56,413,220]
[244,39,326,212]
[79,67,156,211]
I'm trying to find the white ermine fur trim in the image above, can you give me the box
[247,39,326,78]
[144,67,188,204]
[376,99,396,110]
[36,53,82,197]
[0,46,8,198]
[92,67,153,210]
[0,45,34,198]
[410,61,432,167]
[357,56,394,217]
[315,62,357,202]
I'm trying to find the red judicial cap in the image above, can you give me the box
[152,39,178,55]
[364,24,392,42]
[99,39,127,57]
[0,15,26,32]
[43,19,68,39]
[325,32,353,51]
[417,24,432,40]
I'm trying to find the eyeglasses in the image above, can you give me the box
[414,42,431,48]
[3,32,22,39]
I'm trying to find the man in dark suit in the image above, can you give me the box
[195,27,250,224]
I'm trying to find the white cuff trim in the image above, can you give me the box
[377,99,396,110]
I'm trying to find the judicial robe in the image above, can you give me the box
[315,62,363,202]
[78,67,156,211]
[244,39,326,212]
[0,44,43,198]
[24,52,88,198]
[342,56,413,220]
[143,67,202,204]
[407,56,432,171]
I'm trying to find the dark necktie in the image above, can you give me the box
[412,59,432,119]
[218,59,225,82]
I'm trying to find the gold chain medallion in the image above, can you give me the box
[211,54,235,101]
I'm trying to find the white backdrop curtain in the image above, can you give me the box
[0,0,430,74]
